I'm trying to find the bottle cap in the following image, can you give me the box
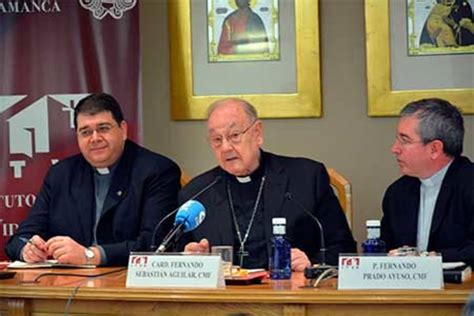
[366,220,380,227]
[272,217,286,225]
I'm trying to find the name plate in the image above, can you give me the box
[126,253,225,288]
[338,255,443,290]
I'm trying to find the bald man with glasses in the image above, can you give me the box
[177,98,356,271]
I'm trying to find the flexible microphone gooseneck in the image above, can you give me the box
[156,200,206,253]
[285,192,327,265]
[150,176,222,251]
[284,192,337,285]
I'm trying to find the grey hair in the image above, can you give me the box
[207,98,258,123]
[400,98,464,157]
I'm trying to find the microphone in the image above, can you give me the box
[285,192,337,287]
[156,200,206,253]
[150,176,222,251]
[285,192,327,265]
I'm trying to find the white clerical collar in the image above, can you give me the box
[96,167,110,175]
[235,176,251,183]
[420,159,452,188]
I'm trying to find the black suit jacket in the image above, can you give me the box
[178,151,356,266]
[6,140,181,266]
[381,156,474,266]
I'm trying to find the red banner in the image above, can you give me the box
[0,0,141,259]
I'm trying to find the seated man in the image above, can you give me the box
[6,93,181,266]
[177,98,356,271]
[381,98,473,267]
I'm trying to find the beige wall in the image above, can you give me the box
[140,0,474,247]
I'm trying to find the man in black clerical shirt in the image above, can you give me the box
[7,93,181,266]
[178,98,356,271]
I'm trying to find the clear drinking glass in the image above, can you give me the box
[211,245,233,277]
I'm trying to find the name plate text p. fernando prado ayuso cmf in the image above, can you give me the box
[338,255,443,290]
[126,253,225,288]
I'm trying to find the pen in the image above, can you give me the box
[19,237,37,248]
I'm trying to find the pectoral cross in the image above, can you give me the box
[237,246,249,267]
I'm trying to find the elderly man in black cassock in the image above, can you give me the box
[177,98,356,271]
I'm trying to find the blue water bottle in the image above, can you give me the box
[269,217,291,279]
[362,220,386,253]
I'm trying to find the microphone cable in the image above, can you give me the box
[20,267,127,284]
[305,266,338,288]
[18,267,126,315]
[64,283,82,316]
[62,268,126,316]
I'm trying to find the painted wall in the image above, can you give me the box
[140,0,474,248]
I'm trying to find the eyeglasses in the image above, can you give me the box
[77,123,116,138]
[395,135,425,147]
[208,120,257,148]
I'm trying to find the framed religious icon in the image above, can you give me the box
[407,0,474,55]
[169,0,322,120]
[365,0,473,116]
[208,0,280,62]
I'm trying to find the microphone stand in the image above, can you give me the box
[156,221,186,253]
[149,176,222,251]
[284,192,338,285]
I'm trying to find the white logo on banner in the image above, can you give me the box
[79,0,137,20]
[1,94,89,178]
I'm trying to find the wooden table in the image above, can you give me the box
[0,268,472,316]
